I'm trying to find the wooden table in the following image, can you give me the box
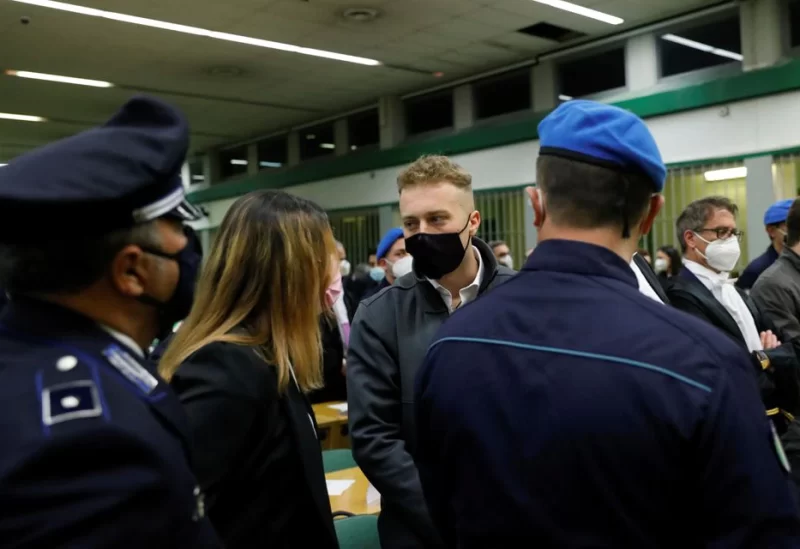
[313,401,349,450]
[326,467,381,516]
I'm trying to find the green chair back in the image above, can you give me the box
[323,449,357,473]
[334,515,379,549]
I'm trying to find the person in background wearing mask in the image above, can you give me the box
[752,198,800,348]
[738,199,794,290]
[336,240,352,278]
[347,155,515,549]
[364,228,411,300]
[0,97,218,547]
[489,240,514,269]
[654,245,681,282]
[367,248,378,268]
[413,100,800,547]
[311,250,350,403]
[667,196,800,434]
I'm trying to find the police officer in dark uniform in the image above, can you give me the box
[0,97,219,548]
[414,100,800,548]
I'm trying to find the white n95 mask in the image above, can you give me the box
[654,258,668,274]
[391,255,414,279]
[498,255,514,269]
[696,233,740,272]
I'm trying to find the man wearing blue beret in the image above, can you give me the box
[414,100,800,547]
[364,227,411,297]
[737,198,795,290]
[0,97,219,547]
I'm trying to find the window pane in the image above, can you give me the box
[790,0,800,48]
[659,14,742,77]
[219,146,248,179]
[405,91,453,136]
[257,135,288,170]
[189,156,205,185]
[558,47,626,99]
[300,123,335,161]
[348,109,379,151]
[474,70,531,120]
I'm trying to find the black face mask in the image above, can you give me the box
[139,242,202,341]
[405,218,471,280]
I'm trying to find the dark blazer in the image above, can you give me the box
[667,267,800,433]
[170,341,338,549]
[347,237,515,549]
[310,316,347,404]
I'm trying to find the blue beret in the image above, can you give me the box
[538,100,666,191]
[764,199,794,225]
[0,95,202,242]
[377,228,404,259]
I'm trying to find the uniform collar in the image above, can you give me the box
[98,324,145,358]
[523,239,638,289]
[780,247,800,272]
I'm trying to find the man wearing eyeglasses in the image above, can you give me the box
[667,196,800,434]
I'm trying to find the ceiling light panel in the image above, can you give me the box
[661,34,743,62]
[531,0,624,25]
[5,70,114,88]
[0,112,46,122]
[704,167,747,182]
[11,0,382,66]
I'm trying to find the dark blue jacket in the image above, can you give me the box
[0,297,219,548]
[414,240,800,548]
[738,245,780,290]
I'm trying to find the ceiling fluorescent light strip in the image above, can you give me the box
[11,0,381,66]
[0,112,46,122]
[531,0,623,25]
[6,69,114,87]
[704,167,747,182]
[661,34,743,62]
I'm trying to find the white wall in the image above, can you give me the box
[199,89,800,228]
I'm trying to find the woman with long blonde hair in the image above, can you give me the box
[157,190,339,549]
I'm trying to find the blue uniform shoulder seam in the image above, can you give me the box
[429,336,712,393]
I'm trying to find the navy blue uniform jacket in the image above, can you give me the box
[737,245,779,290]
[414,240,800,548]
[0,297,219,548]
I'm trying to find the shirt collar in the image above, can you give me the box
[98,324,145,358]
[523,240,638,289]
[427,246,484,311]
[683,258,731,287]
[629,257,664,304]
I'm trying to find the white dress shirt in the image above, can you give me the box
[427,246,484,313]
[630,258,665,304]
[683,259,763,352]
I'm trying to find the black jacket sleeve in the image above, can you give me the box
[170,343,264,507]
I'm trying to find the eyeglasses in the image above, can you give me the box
[697,227,744,241]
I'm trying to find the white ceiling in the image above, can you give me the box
[0,0,721,161]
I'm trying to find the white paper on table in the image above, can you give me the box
[327,403,348,413]
[366,482,381,505]
[326,479,355,496]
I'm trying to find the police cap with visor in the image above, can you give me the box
[0,95,203,241]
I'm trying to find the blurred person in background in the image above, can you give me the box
[655,245,682,282]
[489,240,514,269]
[368,248,378,268]
[668,196,800,434]
[637,248,652,265]
[311,249,350,403]
[738,199,794,290]
[157,190,339,549]
[752,198,800,349]
[363,228,411,300]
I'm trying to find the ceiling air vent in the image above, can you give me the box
[517,22,587,42]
